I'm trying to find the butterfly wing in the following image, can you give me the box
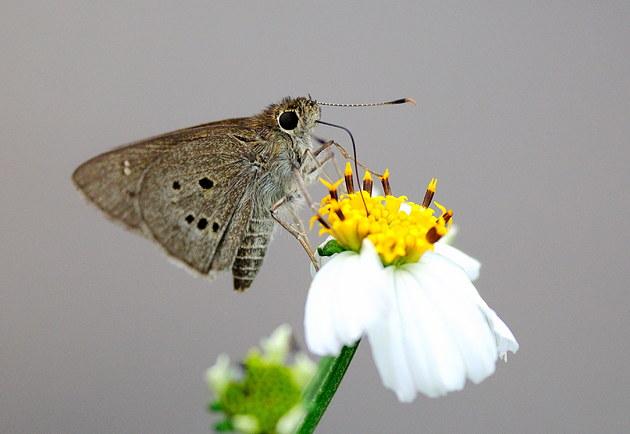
[73,123,266,277]
[72,138,165,231]
[72,119,247,231]
[137,131,259,274]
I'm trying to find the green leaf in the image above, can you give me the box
[317,239,347,257]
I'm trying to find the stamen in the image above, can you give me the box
[380,168,392,196]
[422,178,437,208]
[434,201,453,224]
[442,209,453,224]
[344,162,354,194]
[425,226,444,243]
[319,178,343,201]
[317,215,331,229]
[362,171,373,196]
[334,207,345,221]
[434,201,446,214]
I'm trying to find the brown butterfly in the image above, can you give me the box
[73,96,413,291]
[73,96,329,291]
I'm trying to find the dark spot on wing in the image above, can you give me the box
[172,181,181,190]
[212,222,220,232]
[199,177,214,189]
[197,218,208,230]
[185,214,194,224]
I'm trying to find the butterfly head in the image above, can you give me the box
[263,96,321,138]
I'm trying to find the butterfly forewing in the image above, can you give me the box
[73,124,262,277]
[138,130,258,273]
[71,121,236,231]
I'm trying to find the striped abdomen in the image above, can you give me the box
[231,214,274,291]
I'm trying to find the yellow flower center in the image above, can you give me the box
[313,164,453,266]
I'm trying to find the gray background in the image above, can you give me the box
[2,2,628,433]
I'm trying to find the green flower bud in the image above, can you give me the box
[206,325,315,434]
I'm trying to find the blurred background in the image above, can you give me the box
[1,2,628,433]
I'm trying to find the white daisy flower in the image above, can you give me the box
[305,166,518,401]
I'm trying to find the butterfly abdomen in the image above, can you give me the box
[231,214,274,291]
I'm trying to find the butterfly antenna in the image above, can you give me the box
[316,97,416,107]
[315,120,369,215]
[314,97,415,214]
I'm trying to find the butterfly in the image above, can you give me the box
[73,96,324,291]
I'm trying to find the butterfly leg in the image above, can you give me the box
[291,167,323,218]
[312,139,334,156]
[301,146,338,185]
[310,139,348,179]
[316,140,384,178]
[270,195,320,271]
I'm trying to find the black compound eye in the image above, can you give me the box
[278,111,299,130]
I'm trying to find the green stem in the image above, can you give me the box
[296,341,359,434]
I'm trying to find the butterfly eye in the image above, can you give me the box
[278,111,299,130]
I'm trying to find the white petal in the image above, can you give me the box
[304,256,343,355]
[291,353,317,388]
[477,301,519,360]
[232,415,259,434]
[422,251,518,359]
[394,268,468,397]
[433,243,481,281]
[405,259,498,385]
[205,354,236,395]
[331,240,388,343]
[260,324,292,363]
[366,267,418,402]
[276,405,306,434]
[305,240,387,356]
